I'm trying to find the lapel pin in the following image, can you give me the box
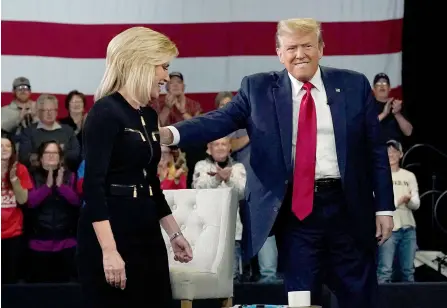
[335,88,341,92]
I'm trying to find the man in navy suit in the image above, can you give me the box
[160,18,394,308]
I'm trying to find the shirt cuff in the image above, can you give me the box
[376,211,394,216]
[166,126,180,146]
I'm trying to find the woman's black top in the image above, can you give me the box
[81,92,171,223]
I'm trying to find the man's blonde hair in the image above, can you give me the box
[95,27,178,105]
[275,18,324,48]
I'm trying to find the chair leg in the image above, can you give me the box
[221,297,233,308]
[181,300,193,308]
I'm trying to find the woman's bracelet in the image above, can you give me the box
[169,231,183,242]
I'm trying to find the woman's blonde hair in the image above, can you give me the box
[95,27,178,105]
[276,18,324,48]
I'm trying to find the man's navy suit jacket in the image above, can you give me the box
[174,66,394,259]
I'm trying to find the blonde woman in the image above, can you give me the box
[77,27,192,307]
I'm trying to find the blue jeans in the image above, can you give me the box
[233,241,242,279]
[377,227,417,283]
[257,236,278,282]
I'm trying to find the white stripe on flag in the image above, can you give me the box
[1,53,402,95]
[2,0,404,24]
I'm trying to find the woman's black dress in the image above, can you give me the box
[76,93,173,307]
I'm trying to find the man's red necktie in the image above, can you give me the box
[292,81,317,220]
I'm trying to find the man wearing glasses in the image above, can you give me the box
[1,77,38,142]
[373,73,413,143]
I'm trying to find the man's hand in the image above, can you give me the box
[391,99,403,114]
[383,98,393,115]
[375,215,394,246]
[159,127,174,145]
[165,94,176,108]
[175,95,187,114]
[216,165,232,182]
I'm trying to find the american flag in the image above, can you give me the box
[1,0,403,117]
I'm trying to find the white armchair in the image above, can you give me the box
[162,188,239,308]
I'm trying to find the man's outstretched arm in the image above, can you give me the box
[160,77,251,146]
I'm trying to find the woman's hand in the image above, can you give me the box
[103,248,127,290]
[46,168,54,187]
[9,162,18,182]
[158,163,168,181]
[172,235,193,263]
[174,167,185,179]
[55,167,64,187]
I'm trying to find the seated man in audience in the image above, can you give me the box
[377,140,420,283]
[18,94,80,171]
[192,137,246,282]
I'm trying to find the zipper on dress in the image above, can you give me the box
[124,128,146,142]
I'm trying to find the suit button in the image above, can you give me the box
[285,180,288,184]
[273,206,279,212]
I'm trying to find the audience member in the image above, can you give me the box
[377,140,420,283]
[18,94,80,171]
[158,145,187,190]
[59,90,87,157]
[1,134,33,284]
[192,137,246,282]
[26,141,80,283]
[1,77,38,146]
[152,72,202,126]
[152,72,206,188]
[373,73,413,143]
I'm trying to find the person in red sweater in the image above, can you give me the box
[1,134,33,283]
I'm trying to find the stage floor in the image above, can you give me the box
[2,281,447,308]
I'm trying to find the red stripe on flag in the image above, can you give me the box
[1,86,402,117]
[1,19,402,58]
